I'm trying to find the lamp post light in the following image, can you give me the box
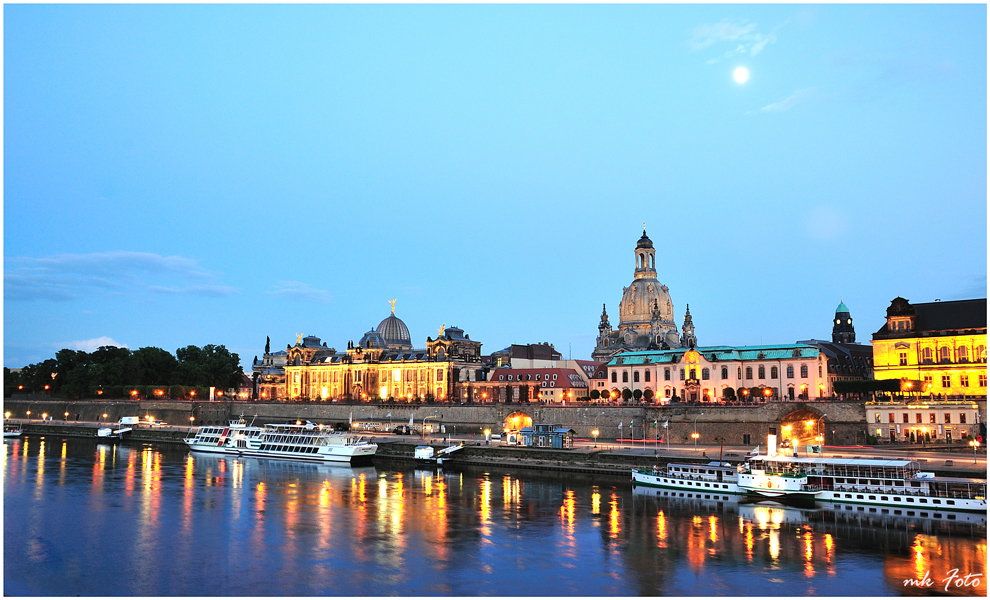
[594,411,605,447]
[693,412,704,451]
[592,428,599,448]
[970,439,980,464]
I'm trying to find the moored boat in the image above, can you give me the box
[632,461,743,494]
[184,418,377,465]
[738,454,986,512]
[3,423,22,439]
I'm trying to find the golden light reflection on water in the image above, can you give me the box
[803,530,815,577]
[885,534,987,596]
[769,529,780,563]
[608,493,620,538]
[708,515,718,544]
[560,490,576,535]
[592,489,601,515]
[744,523,754,562]
[656,510,667,548]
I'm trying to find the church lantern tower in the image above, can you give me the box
[680,304,697,348]
[832,298,856,343]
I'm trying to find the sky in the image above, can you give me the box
[4,4,987,371]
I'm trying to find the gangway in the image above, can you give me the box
[436,444,464,465]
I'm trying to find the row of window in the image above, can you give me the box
[897,345,987,366]
[497,373,559,382]
[877,412,970,424]
[920,374,987,388]
[297,368,448,385]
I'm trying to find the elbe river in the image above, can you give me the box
[3,436,986,596]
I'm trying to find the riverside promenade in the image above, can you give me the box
[7,417,986,478]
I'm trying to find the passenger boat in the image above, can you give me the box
[738,454,987,512]
[184,418,378,464]
[631,461,743,494]
[3,423,22,439]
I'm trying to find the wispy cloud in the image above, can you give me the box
[62,336,129,353]
[752,87,817,113]
[4,251,236,301]
[266,281,333,304]
[689,19,781,64]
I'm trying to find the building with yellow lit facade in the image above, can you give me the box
[871,297,986,399]
[273,304,485,402]
[866,400,982,444]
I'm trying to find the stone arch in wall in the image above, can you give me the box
[778,408,826,448]
[503,411,533,433]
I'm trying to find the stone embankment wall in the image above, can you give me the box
[3,398,873,444]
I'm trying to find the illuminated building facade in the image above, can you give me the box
[279,305,484,402]
[591,345,830,403]
[592,229,692,362]
[871,297,987,398]
[866,400,982,443]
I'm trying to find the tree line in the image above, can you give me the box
[4,344,244,400]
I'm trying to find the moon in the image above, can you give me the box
[733,67,750,84]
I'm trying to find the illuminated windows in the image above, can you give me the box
[980,374,987,387]
[960,375,969,387]
[922,347,933,364]
[899,352,908,366]
[942,375,951,387]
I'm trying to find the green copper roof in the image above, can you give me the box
[835,300,850,314]
[608,344,821,366]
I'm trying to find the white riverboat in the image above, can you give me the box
[631,461,743,494]
[184,418,377,465]
[3,423,22,439]
[738,454,987,512]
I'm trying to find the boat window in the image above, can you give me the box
[868,495,876,500]
[907,511,915,516]
[906,498,914,502]
[856,495,863,499]
[894,510,901,515]
[948,514,956,520]
[881,496,888,501]
[910,482,921,487]
[894,481,903,486]
[947,500,955,505]
[933,499,941,504]
[919,499,927,503]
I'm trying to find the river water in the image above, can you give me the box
[3,435,986,596]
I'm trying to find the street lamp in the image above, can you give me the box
[970,439,980,464]
[594,411,605,446]
[819,413,827,454]
[693,412,704,450]
[592,428,600,448]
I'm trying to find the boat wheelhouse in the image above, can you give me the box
[739,454,986,512]
[632,461,742,494]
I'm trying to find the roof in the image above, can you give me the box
[835,300,850,314]
[751,455,918,468]
[608,344,821,366]
[874,297,987,337]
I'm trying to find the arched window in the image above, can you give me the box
[644,371,651,382]
[977,345,987,362]
[800,365,808,378]
[721,367,729,379]
[664,368,671,381]
[922,347,933,364]
[758,366,765,379]
[745,367,753,380]
[701,368,710,380]
[690,368,697,380]
[957,347,969,363]
[771,366,778,379]
[939,347,951,363]
[622,371,628,383]
[611,372,616,383]
[786,365,794,378]
[633,371,640,383]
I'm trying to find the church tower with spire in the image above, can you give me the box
[680,304,697,348]
[832,298,855,343]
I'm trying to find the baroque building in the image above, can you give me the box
[798,298,873,390]
[590,345,829,403]
[592,229,693,362]
[269,302,485,402]
[871,297,987,398]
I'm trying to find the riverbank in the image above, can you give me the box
[8,420,986,478]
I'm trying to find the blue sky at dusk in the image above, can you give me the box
[4,4,986,371]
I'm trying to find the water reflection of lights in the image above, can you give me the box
[769,530,780,563]
[592,489,601,515]
[708,516,718,544]
[608,494,620,538]
[656,510,667,548]
[744,524,754,561]
[804,531,814,576]
[379,477,388,499]
[560,490,576,534]
[480,478,492,526]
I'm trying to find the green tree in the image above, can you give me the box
[633,389,643,401]
[132,347,178,385]
[622,388,633,401]
[722,387,736,400]
[590,389,600,400]
[643,389,654,401]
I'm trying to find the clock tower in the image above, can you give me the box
[832,299,855,343]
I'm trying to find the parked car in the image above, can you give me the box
[392,425,412,435]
